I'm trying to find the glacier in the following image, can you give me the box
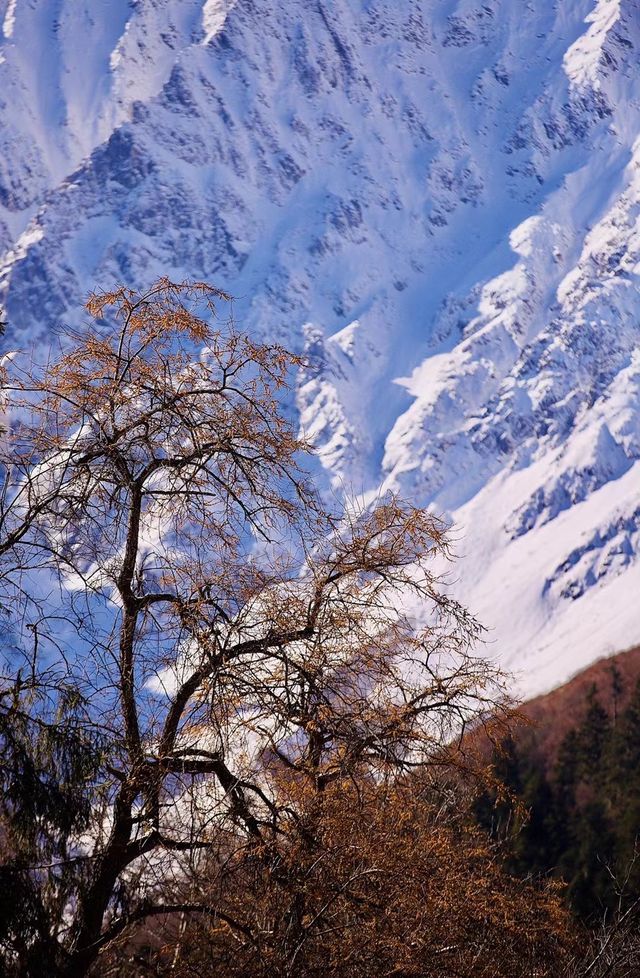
[1,0,640,695]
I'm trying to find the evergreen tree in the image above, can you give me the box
[576,685,610,776]
[609,680,640,904]
[564,800,617,920]
[513,766,566,878]
[0,680,104,974]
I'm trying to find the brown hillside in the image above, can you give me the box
[515,646,640,770]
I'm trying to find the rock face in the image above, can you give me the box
[2,0,640,693]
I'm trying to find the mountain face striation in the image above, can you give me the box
[2,0,640,694]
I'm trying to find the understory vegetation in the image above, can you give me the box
[0,283,637,977]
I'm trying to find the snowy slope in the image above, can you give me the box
[2,0,640,695]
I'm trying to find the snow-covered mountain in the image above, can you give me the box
[2,0,640,695]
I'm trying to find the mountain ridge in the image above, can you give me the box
[1,0,640,695]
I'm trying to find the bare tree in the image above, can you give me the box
[0,281,556,977]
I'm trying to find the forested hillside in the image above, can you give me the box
[476,647,640,919]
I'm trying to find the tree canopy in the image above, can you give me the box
[0,281,579,977]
